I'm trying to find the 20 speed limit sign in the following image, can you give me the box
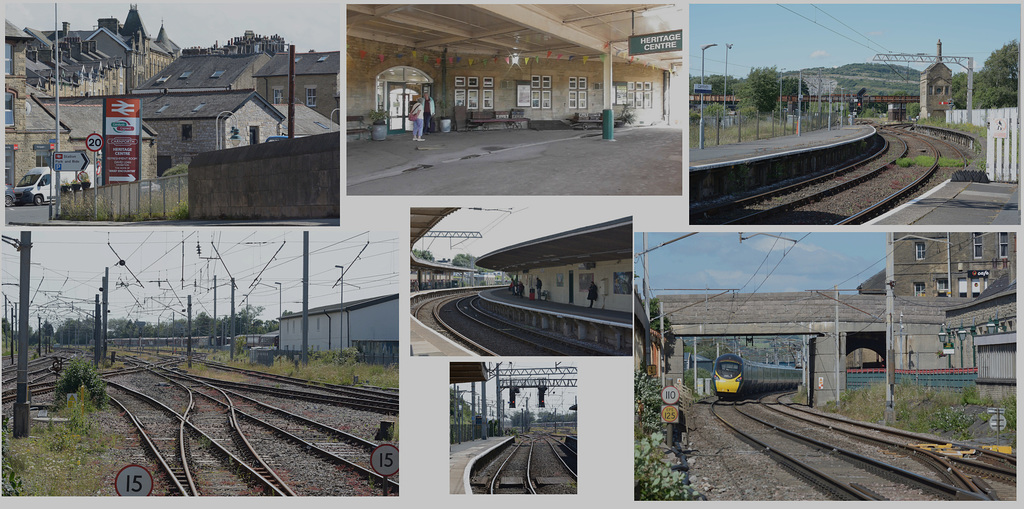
[115,464,153,496]
[370,444,399,477]
[86,132,104,152]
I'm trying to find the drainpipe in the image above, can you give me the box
[321,309,332,350]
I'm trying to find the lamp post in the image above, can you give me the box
[699,43,718,149]
[274,281,282,334]
[335,265,344,351]
[778,68,786,131]
[797,69,803,136]
[216,111,233,150]
[938,325,952,369]
[724,43,733,114]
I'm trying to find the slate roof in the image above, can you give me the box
[272,104,339,136]
[5,19,32,40]
[136,53,270,91]
[140,90,286,121]
[154,24,179,54]
[254,51,340,77]
[33,96,157,139]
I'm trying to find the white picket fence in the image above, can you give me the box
[947,107,1019,182]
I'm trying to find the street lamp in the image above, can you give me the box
[778,68,786,130]
[724,43,733,114]
[216,111,233,150]
[274,281,282,332]
[335,265,344,351]
[699,43,718,150]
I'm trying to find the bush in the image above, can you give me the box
[54,359,107,409]
[634,369,663,437]
[930,406,974,439]
[2,418,24,496]
[162,163,189,176]
[634,432,697,500]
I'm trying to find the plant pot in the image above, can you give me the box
[439,118,452,133]
[60,185,72,194]
[71,183,82,192]
[81,181,91,190]
[371,123,388,141]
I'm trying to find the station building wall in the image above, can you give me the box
[515,258,633,313]
[347,36,670,125]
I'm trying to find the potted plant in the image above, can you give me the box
[60,181,72,194]
[70,180,81,192]
[80,172,91,190]
[368,108,390,141]
[436,98,452,133]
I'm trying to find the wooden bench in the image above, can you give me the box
[466,109,530,130]
[568,112,624,129]
[347,115,370,139]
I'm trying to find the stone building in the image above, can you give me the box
[5,20,35,184]
[919,39,952,120]
[891,232,1015,298]
[255,51,340,122]
[943,277,1016,399]
[134,53,272,93]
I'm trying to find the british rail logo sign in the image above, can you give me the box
[629,30,682,56]
[103,98,141,183]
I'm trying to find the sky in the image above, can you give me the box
[634,232,886,297]
[452,361,578,421]
[1,229,399,326]
[5,2,341,53]
[690,3,1021,79]
[413,204,635,265]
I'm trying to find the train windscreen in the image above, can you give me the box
[716,359,741,378]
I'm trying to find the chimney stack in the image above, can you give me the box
[937,39,942,62]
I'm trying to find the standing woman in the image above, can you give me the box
[409,98,425,141]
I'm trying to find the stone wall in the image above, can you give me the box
[259,73,340,121]
[188,132,338,219]
[893,232,1015,297]
[346,35,669,125]
[147,100,285,168]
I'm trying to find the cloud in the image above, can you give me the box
[810,50,831,59]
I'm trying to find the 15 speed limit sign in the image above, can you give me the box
[86,132,104,152]
[370,444,399,477]
[115,464,153,496]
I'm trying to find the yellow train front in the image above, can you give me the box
[713,353,801,399]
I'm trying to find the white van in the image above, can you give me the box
[12,166,80,206]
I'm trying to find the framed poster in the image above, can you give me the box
[644,91,652,109]
[483,77,494,88]
[454,89,466,106]
[569,77,577,89]
[542,76,551,89]
[467,76,479,88]
[531,75,541,88]
[578,272,594,292]
[614,272,632,295]
[568,90,577,109]
[455,76,466,87]
[578,77,587,90]
[467,89,479,109]
[531,90,541,108]
[482,89,494,109]
[578,90,587,109]
[517,84,531,106]
[615,83,628,104]
[644,81,652,91]
[627,81,634,90]
[541,90,551,109]
[556,273,564,287]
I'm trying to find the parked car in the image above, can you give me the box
[5,183,14,207]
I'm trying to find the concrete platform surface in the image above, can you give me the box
[450,436,510,494]
[690,124,875,169]
[410,316,478,357]
[481,287,631,325]
[870,181,1020,226]
[347,125,682,195]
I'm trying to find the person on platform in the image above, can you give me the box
[536,278,542,299]
[409,98,424,142]
[422,91,435,135]
[587,280,598,308]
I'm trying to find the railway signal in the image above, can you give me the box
[538,387,546,407]
[509,387,518,408]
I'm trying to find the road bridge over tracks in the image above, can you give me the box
[659,292,975,406]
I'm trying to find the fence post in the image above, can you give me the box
[738,114,742,143]
[715,115,720,146]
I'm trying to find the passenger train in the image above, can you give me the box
[712,353,801,399]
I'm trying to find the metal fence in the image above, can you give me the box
[690,112,843,148]
[60,173,188,220]
[846,368,978,390]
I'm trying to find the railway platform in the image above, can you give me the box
[689,124,876,169]
[870,181,1019,225]
[410,316,477,356]
[450,436,510,494]
[480,287,631,325]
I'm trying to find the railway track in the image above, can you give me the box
[710,398,987,500]
[471,434,576,495]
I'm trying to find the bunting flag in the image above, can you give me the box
[449,57,454,64]
[423,54,428,62]
[379,54,384,62]
[359,50,367,59]
[568,56,574,61]
[603,42,610,49]
[469,58,474,65]
[436,57,442,64]
[524,57,530,65]
[582,56,588,64]
[629,56,635,63]
[600,54,606,62]
[546,50,552,58]
[456,56,461,63]
[505,56,510,64]
[396,53,404,58]
[412,50,417,58]
[557,54,563,59]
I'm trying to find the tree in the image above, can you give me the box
[648,298,671,333]
[413,249,434,261]
[739,67,782,113]
[951,72,969,111]
[975,40,1019,109]
[907,102,921,119]
[452,253,476,268]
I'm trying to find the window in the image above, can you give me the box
[35,147,50,167]
[998,232,1009,258]
[915,242,926,260]
[4,92,12,126]
[958,278,968,297]
[913,282,925,297]
[541,90,551,109]
[542,76,551,89]
[578,90,587,109]
[936,278,949,296]
[973,232,983,259]
[179,71,192,79]
[249,126,259,145]
[569,77,577,89]
[531,75,541,88]
[5,43,12,75]
[156,104,170,114]
[305,87,316,107]
[314,121,329,130]
[191,102,206,112]
[155,76,169,84]
[181,124,193,141]
[317,55,328,63]
[273,88,283,104]
[210,70,225,78]
[5,147,12,184]
[578,77,587,90]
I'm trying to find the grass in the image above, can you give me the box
[204,349,399,389]
[57,187,188,222]
[917,116,988,141]
[895,155,964,168]
[6,403,123,495]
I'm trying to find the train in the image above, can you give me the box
[712,353,802,399]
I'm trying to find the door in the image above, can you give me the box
[568,270,574,303]
[387,82,412,134]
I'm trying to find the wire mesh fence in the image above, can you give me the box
[59,173,188,221]
[690,111,846,149]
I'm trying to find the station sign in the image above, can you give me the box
[629,30,682,56]
[693,83,712,94]
[54,151,90,171]
[103,98,141,183]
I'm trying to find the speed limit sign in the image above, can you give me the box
[661,386,680,405]
[115,464,153,496]
[86,132,104,152]
[370,444,399,477]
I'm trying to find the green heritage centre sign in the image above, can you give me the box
[629,30,682,56]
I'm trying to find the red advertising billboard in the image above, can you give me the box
[103,98,141,183]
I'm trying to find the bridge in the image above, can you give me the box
[659,291,974,406]
[690,94,921,105]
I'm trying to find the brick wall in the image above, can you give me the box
[188,132,338,219]
[347,36,669,125]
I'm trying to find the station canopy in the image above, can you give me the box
[450,362,489,383]
[411,207,460,247]
[347,4,683,71]
[476,217,632,272]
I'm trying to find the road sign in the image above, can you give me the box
[370,444,399,477]
[694,83,712,94]
[86,133,104,152]
[990,415,1007,431]
[53,151,90,171]
[115,464,153,496]
[661,386,680,405]
[660,405,679,423]
[993,118,1008,139]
